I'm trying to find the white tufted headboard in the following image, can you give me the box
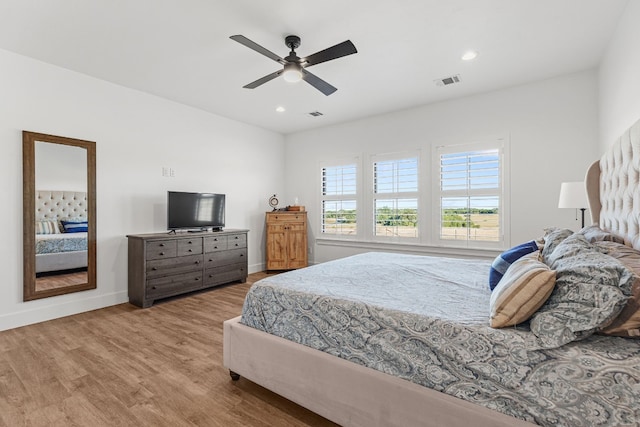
[35,190,88,222]
[586,118,640,250]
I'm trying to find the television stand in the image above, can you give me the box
[126,229,249,308]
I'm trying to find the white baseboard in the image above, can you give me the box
[0,291,129,332]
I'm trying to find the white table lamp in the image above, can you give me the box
[558,181,588,228]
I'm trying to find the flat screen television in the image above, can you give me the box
[167,191,225,231]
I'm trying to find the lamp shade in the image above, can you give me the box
[558,181,588,209]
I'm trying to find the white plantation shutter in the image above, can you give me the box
[321,162,358,236]
[436,141,505,246]
[373,156,419,239]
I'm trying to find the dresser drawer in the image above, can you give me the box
[146,271,203,299]
[146,254,203,279]
[204,262,246,286]
[227,233,247,249]
[266,213,306,224]
[146,240,177,260]
[205,248,247,267]
[177,238,203,256]
[204,235,228,252]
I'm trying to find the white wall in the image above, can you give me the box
[0,49,285,331]
[35,142,87,192]
[285,70,599,264]
[598,0,640,152]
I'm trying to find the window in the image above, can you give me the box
[318,138,508,251]
[321,162,358,237]
[373,156,419,239]
[435,141,506,247]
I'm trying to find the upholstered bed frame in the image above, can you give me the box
[586,118,640,250]
[223,118,640,426]
[35,190,88,273]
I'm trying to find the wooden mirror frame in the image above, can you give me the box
[23,131,97,301]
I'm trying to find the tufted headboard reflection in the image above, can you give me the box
[586,118,640,250]
[35,190,88,222]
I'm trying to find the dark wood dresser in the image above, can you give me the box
[127,229,248,308]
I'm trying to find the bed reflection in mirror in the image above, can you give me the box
[23,131,96,301]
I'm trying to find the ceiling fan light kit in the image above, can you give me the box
[282,63,303,82]
[230,34,357,95]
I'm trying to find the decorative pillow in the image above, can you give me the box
[61,220,88,233]
[595,241,640,338]
[540,227,573,262]
[489,241,540,290]
[529,234,635,349]
[490,252,556,328]
[36,220,60,234]
[578,224,624,244]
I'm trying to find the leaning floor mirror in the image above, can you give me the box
[23,131,96,301]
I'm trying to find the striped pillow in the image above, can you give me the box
[61,220,88,233]
[35,220,60,235]
[490,252,556,328]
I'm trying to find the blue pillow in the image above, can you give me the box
[489,241,539,290]
[61,220,88,233]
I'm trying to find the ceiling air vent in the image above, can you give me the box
[435,74,461,87]
[309,111,324,117]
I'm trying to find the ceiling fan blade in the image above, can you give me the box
[243,70,283,89]
[230,35,285,64]
[301,69,337,96]
[302,40,357,67]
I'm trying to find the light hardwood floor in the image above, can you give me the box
[0,273,338,427]
[36,270,88,292]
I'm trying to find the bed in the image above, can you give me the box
[35,190,88,274]
[223,119,640,426]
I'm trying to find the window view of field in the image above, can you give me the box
[322,208,357,235]
[375,203,418,237]
[322,207,499,241]
[441,208,500,241]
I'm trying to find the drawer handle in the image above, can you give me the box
[159,252,165,256]
[188,241,193,244]
[235,236,239,239]
[214,246,218,249]
[152,267,157,271]
[188,249,193,252]
[240,254,244,257]
[195,260,200,264]
[152,286,157,290]
[159,243,165,247]
[214,238,218,241]
[235,243,239,247]
[195,277,200,281]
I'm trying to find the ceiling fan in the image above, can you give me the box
[230,34,357,96]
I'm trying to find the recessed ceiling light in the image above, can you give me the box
[461,50,478,61]
[275,106,286,113]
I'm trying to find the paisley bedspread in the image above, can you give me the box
[35,232,88,254]
[241,252,640,426]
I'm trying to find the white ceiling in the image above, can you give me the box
[0,0,629,135]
